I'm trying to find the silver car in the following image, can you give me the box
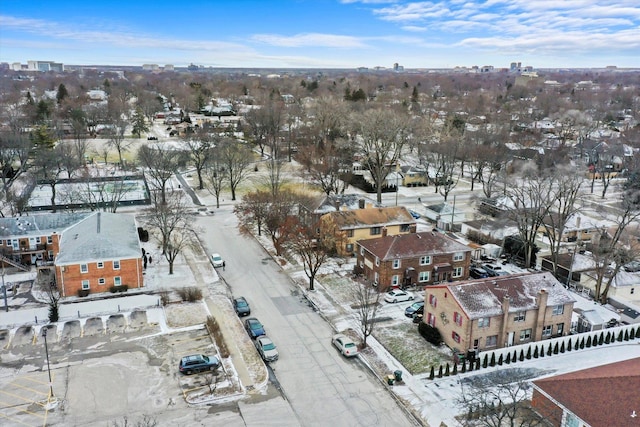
[255,336,279,362]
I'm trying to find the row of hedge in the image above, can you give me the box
[423,324,640,380]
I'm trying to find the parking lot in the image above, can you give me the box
[0,307,238,426]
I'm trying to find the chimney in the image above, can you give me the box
[575,215,581,229]
[358,199,365,209]
[97,212,101,233]
[382,227,388,237]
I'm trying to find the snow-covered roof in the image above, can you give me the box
[448,272,576,319]
[55,212,141,265]
[0,212,91,239]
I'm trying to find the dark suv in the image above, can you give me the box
[233,297,251,316]
[178,354,220,375]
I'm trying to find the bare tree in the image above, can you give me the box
[299,139,353,195]
[263,190,298,256]
[219,138,254,201]
[351,109,410,203]
[234,190,271,237]
[137,143,187,205]
[348,281,381,348]
[0,130,32,204]
[105,113,130,168]
[457,370,547,427]
[184,130,215,190]
[284,216,332,291]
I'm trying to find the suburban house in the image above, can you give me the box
[356,231,472,289]
[461,217,519,246]
[54,212,143,297]
[297,194,378,230]
[538,212,603,243]
[423,272,575,353]
[319,206,416,257]
[401,165,428,187]
[541,252,596,289]
[531,357,640,427]
[423,202,467,231]
[0,212,92,271]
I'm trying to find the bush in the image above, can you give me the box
[177,286,203,302]
[78,289,90,297]
[206,316,230,358]
[418,322,443,346]
[110,285,129,293]
[159,291,170,306]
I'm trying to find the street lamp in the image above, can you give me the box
[41,327,54,399]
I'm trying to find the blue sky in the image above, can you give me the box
[1,0,639,69]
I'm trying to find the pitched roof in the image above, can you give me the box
[358,231,471,260]
[55,212,141,265]
[0,212,91,239]
[323,206,415,229]
[445,272,575,319]
[303,193,378,214]
[533,357,640,427]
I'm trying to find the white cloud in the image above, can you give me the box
[250,33,369,48]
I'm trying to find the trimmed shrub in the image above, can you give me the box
[475,358,480,370]
[452,363,458,375]
[519,349,525,361]
[547,345,552,356]
[560,342,565,353]
[586,336,592,347]
[624,330,630,341]
[418,323,443,346]
[78,289,90,297]
[489,353,496,367]
[482,355,488,368]
[553,342,559,354]
[461,361,466,373]
[438,365,443,378]
[526,346,532,359]
[444,363,450,376]
[567,338,572,351]
[429,366,435,380]
[533,346,539,358]
[598,333,604,345]
[540,345,545,357]
[498,354,503,365]
[505,352,511,364]
[617,331,624,342]
[512,350,517,361]
[206,316,230,358]
[630,328,636,340]
[580,338,585,349]
[605,332,611,344]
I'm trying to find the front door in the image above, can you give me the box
[507,332,515,346]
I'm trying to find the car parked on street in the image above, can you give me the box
[255,336,279,362]
[233,297,251,316]
[211,253,224,268]
[384,289,415,303]
[332,334,359,357]
[244,317,265,339]
[482,264,503,277]
[178,354,220,375]
[404,301,424,318]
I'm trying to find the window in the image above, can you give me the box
[478,317,490,328]
[98,278,106,285]
[454,312,463,326]
[114,276,122,286]
[360,246,365,256]
[400,224,410,232]
[81,280,90,290]
[346,243,354,253]
[453,252,464,261]
[419,271,430,282]
[48,250,54,259]
[452,331,461,343]
[392,259,401,269]
[429,294,437,307]
[113,260,121,270]
[391,275,399,286]
[375,257,380,266]
[452,267,463,278]
[420,255,431,265]
[427,313,436,327]
[36,237,41,244]
[542,325,552,337]
[47,236,53,244]
[552,305,564,315]
[514,311,526,322]
[520,328,532,341]
[370,227,381,235]
[631,288,635,295]
[97,261,104,269]
[556,323,564,335]
[346,229,354,238]
[486,335,498,347]
[80,264,88,273]
[374,272,379,285]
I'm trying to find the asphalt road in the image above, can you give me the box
[195,205,417,427]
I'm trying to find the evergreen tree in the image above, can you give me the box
[482,355,488,368]
[411,86,419,104]
[567,338,572,351]
[497,354,503,365]
[553,342,559,354]
[429,366,435,380]
[526,346,532,359]
[489,353,496,367]
[586,336,592,347]
[540,345,545,357]
[438,365,443,378]
[560,342,565,353]
[444,363,450,376]
[598,333,604,345]
[452,363,458,375]
[505,352,511,364]
[533,346,539,358]
[131,107,149,138]
[519,349,525,361]
[56,83,68,104]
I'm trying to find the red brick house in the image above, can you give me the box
[356,231,472,289]
[531,357,640,426]
[54,212,143,297]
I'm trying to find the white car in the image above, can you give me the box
[384,289,415,303]
[332,334,359,357]
[210,253,224,268]
[255,336,279,362]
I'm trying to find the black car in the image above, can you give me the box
[470,267,489,279]
[178,354,220,375]
[233,297,251,316]
[405,301,424,318]
[146,136,158,140]
[244,317,265,339]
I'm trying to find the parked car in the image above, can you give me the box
[470,267,489,279]
[405,301,424,318]
[211,253,224,268]
[244,317,265,339]
[409,209,421,219]
[412,311,423,324]
[255,336,279,362]
[384,289,415,303]
[233,297,251,316]
[332,333,359,357]
[146,136,158,140]
[482,264,503,277]
[624,261,640,272]
[178,354,220,375]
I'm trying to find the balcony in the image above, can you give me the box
[1,244,47,256]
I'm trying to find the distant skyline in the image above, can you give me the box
[1,0,639,69]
